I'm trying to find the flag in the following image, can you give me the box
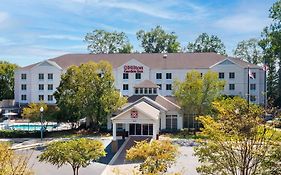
[249,69,255,79]
[263,64,269,71]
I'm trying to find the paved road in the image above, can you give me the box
[105,145,200,175]
[25,149,107,175]
[16,138,113,175]
[168,146,200,175]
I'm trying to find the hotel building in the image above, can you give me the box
[14,53,265,139]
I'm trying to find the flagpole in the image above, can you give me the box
[264,63,267,109]
[248,66,250,109]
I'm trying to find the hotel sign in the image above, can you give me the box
[131,110,138,118]
[124,65,143,73]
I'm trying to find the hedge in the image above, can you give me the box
[0,130,42,138]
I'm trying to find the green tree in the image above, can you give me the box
[85,29,133,54]
[54,61,127,129]
[22,103,59,122]
[173,70,225,128]
[234,38,263,64]
[194,97,281,175]
[0,61,18,100]
[136,26,180,53]
[259,0,281,106]
[187,33,226,55]
[0,142,33,175]
[38,138,106,175]
[126,140,178,175]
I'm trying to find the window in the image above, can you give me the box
[117,123,123,130]
[135,88,139,94]
[140,88,143,94]
[157,84,162,90]
[21,84,27,90]
[48,73,53,80]
[166,84,172,90]
[166,115,177,130]
[123,73,128,79]
[39,73,44,80]
[144,88,148,94]
[39,84,44,90]
[48,95,53,101]
[21,74,27,80]
[153,88,157,94]
[48,84,53,90]
[250,95,256,102]
[148,88,152,94]
[166,73,172,79]
[156,73,162,79]
[123,84,129,90]
[250,84,256,90]
[39,95,44,101]
[229,84,235,90]
[219,72,224,79]
[21,95,27,101]
[252,72,256,79]
[229,72,235,79]
[135,73,141,79]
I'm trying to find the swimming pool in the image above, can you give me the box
[9,124,57,131]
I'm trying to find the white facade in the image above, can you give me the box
[14,55,265,105]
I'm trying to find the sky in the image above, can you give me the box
[0,0,276,67]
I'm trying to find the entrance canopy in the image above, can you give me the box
[111,101,160,140]
[112,101,159,123]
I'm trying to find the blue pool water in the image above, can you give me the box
[9,124,56,131]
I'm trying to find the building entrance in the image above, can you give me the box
[129,124,153,136]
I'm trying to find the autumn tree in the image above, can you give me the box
[186,33,226,55]
[173,70,225,128]
[22,103,59,122]
[194,97,281,175]
[234,38,263,64]
[0,61,18,100]
[54,61,126,129]
[126,140,178,175]
[0,142,33,175]
[259,0,281,107]
[136,26,181,53]
[38,138,106,175]
[85,29,133,54]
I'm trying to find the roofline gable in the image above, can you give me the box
[209,58,242,68]
[122,96,168,112]
[31,60,63,70]
[111,101,159,121]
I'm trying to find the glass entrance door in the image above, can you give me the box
[129,124,153,136]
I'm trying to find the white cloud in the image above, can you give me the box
[214,14,271,33]
[59,0,208,21]
[0,12,8,23]
[0,45,69,58]
[39,34,82,41]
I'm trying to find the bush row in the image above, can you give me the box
[0,130,42,138]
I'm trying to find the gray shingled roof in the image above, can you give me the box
[127,95,180,111]
[18,52,261,71]
[134,80,159,88]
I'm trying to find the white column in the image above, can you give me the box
[153,123,157,139]
[113,122,117,141]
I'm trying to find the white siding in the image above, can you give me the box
[15,58,265,105]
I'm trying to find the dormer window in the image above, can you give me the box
[135,88,139,94]
[144,88,148,94]
[140,88,143,94]
[133,80,159,95]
